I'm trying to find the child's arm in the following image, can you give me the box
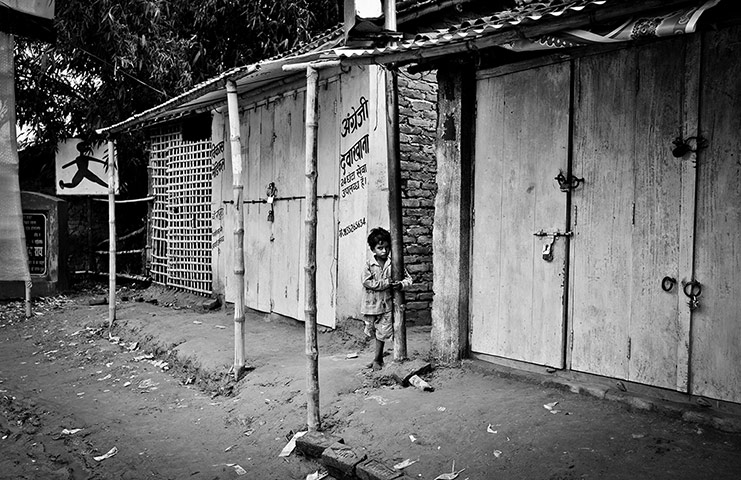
[362,263,391,291]
[391,268,413,290]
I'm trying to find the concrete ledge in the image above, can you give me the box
[466,356,741,433]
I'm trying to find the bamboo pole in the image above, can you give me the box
[385,0,407,361]
[107,139,116,333]
[304,65,321,431]
[226,80,246,380]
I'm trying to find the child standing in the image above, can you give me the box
[361,227,412,371]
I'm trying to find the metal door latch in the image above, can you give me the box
[555,172,584,192]
[683,280,702,311]
[533,230,572,262]
[266,182,277,222]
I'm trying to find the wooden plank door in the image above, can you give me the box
[470,62,570,368]
[691,25,741,403]
[570,38,691,389]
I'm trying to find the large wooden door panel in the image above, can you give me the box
[691,25,741,403]
[471,62,569,367]
[570,38,688,389]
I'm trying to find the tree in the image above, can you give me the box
[15,0,341,153]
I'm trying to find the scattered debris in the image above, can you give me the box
[137,378,158,390]
[214,325,227,329]
[133,353,155,362]
[493,450,503,458]
[232,464,247,475]
[224,444,237,452]
[437,406,446,412]
[97,374,112,381]
[487,424,497,434]
[346,352,359,359]
[93,446,118,462]
[632,433,645,439]
[393,458,417,470]
[616,381,627,392]
[123,381,132,387]
[409,434,417,443]
[61,428,83,435]
[244,429,254,437]
[306,471,328,480]
[193,321,203,325]
[279,431,307,457]
[544,401,559,411]
[408,375,434,392]
[434,461,465,480]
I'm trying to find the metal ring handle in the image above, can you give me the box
[683,280,702,298]
[661,276,676,292]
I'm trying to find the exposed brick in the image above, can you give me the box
[295,431,344,459]
[322,442,367,479]
[356,459,402,480]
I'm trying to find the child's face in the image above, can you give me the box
[372,240,390,261]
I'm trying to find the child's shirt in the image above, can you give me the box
[361,255,412,315]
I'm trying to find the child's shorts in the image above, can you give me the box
[364,312,393,341]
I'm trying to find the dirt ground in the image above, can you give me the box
[1,286,741,480]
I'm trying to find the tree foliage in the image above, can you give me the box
[15,0,341,149]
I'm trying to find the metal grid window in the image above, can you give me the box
[147,128,212,296]
[166,140,213,295]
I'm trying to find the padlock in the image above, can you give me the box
[542,242,554,262]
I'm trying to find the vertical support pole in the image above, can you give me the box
[386,67,407,361]
[107,139,116,333]
[431,64,474,365]
[87,196,93,273]
[384,0,406,362]
[226,80,246,380]
[305,65,321,431]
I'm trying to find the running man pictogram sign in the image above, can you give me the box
[55,138,118,196]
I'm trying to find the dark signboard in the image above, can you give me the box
[23,212,47,276]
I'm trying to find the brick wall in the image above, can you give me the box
[398,67,437,325]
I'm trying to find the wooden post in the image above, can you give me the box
[226,80,246,380]
[386,67,407,362]
[87,196,94,273]
[430,64,474,364]
[107,139,116,333]
[384,0,407,361]
[304,65,321,431]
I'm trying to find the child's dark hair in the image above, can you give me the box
[367,227,391,249]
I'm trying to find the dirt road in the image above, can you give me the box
[1,292,740,479]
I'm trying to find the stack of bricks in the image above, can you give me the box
[397,67,438,325]
[296,431,412,480]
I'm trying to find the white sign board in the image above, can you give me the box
[55,138,118,196]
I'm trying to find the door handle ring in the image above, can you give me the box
[661,276,676,292]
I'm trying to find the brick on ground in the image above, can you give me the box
[383,359,432,386]
[296,430,344,458]
[321,442,367,479]
[356,458,403,480]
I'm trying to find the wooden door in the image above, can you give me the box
[470,62,570,368]
[691,25,741,403]
[570,38,690,389]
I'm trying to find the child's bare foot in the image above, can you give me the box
[372,361,383,371]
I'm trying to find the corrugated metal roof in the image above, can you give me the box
[99,0,615,135]
[96,50,336,135]
[336,0,607,61]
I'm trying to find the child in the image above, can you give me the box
[361,227,412,371]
